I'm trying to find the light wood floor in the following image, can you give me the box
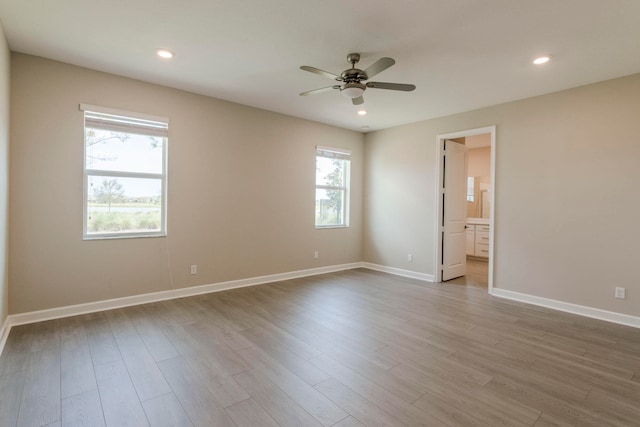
[1,268,639,426]
[447,258,488,288]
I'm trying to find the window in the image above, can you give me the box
[315,146,350,228]
[467,176,475,202]
[81,104,168,239]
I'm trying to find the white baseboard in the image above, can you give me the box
[362,262,434,282]
[491,288,640,329]
[3,263,637,356]
[0,316,9,355]
[0,262,364,355]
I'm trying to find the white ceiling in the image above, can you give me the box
[1,0,640,132]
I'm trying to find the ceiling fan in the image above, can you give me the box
[299,53,416,105]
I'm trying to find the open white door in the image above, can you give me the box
[441,140,468,281]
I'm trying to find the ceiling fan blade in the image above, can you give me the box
[352,96,364,105]
[300,66,341,81]
[363,57,395,79]
[366,81,416,91]
[299,86,340,96]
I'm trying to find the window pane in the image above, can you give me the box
[316,156,344,187]
[315,188,344,226]
[87,176,162,234]
[467,176,475,202]
[85,127,164,174]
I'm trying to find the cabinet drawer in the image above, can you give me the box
[475,231,490,244]
[476,225,490,232]
[465,224,475,231]
[475,243,489,257]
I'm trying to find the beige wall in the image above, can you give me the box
[467,146,491,177]
[0,23,9,326]
[364,73,640,316]
[7,51,640,320]
[9,54,364,314]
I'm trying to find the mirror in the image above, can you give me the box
[467,176,490,219]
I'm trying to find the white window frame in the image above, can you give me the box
[81,104,169,240]
[315,146,351,229]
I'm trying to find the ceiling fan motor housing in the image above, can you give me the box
[340,68,367,82]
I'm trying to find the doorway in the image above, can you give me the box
[434,126,495,292]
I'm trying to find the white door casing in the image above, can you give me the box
[434,125,495,292]
[441,140,468,281]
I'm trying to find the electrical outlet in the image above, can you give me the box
[407,253,413,262]
[615,287,625,299]
[314,251,319,259]
[190,265,197,275]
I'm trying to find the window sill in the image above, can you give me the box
[315,225,349,230]
[83,232,166,241]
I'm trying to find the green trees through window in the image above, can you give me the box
[315,147,350,227]
[82,105,168,238]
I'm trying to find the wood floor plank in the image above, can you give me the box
[495,335,635,380]
[380,343,494,388]
[138,302,192,343]
[180,324,251,376]
[183,320,253,353]
[198,294,262,331]
[61,388,106,427]
[58,315,89,342]
[157,356,236,427]
[84,318,122,367]
[115,333,172,402]
[584,388,640,426]
[2,324,35,354]
[485,374,603,426]
[29,319,60,353]
[241,322,322,360]
[533,413,574,426]
[17,347,61,427]
[94,359,149,427]
[0,348,29,376]
[0,370,26,427]
[161,298,200,326]
[61,333,97,398]
[406,366,539,426]
[309,354,444,426]
[125,306,180,362]
[318,344,423,403]
[104,308,138,337]
[239,326,331,385]
[141,392,194,427]
[2,267,639,426]
[412,391,501,427]
[224,398,280,427]
[233,369,323,427]
[332,416,367,427]
[238,346,348,426]
[314,378,406,427]
[529,356,640,406]
[176,339,250,408]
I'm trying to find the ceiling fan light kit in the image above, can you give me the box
[300,53,416,105]
[341,82,366,99]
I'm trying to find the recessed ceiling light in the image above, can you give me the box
[156,49,175,59]
[533,55,551,65]
[357,110,367,116]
